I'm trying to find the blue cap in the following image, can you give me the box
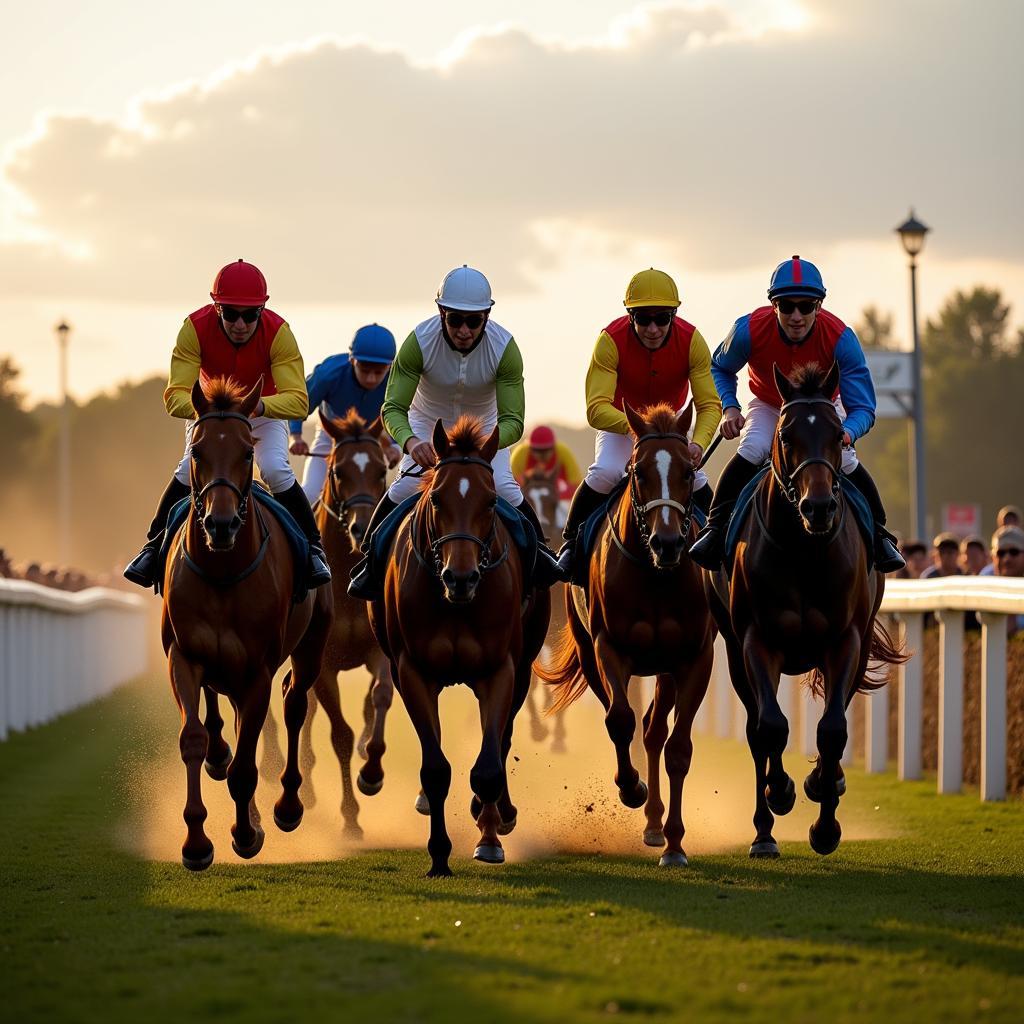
[768,255,826,300]
[350,323,396,364]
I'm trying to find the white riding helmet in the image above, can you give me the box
[435,265,495,311]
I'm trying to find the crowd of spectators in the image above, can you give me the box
[0,548,97,592]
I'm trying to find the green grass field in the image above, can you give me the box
[2,677,1023,1024]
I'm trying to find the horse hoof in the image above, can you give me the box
[231,825,265,860]
[357,771,384,797]
[273,805,303,833]
[766,776,796,816]
[426,864,453,878]
[658,850,688,868]
[618,780,648,809]
[473,843,505,864]
[643,829,666,848]
[182,847,214,872]
[414,793,430,816]
[204,750,232,781]
[809,821,842,856]
[749,839,780,859]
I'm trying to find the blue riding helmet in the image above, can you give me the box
[768,255,826,300]
[350,323,396,364]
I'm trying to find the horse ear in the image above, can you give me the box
[481,425,500,463]
[318,409,345,442]
[367,416,384,440]
[623,402,646,439]
[675,402,693,437]
[432,418,449,457]
[823,360,840,398]
[773,363,793,403]
[240,376,263,417]
[191,379,209,417]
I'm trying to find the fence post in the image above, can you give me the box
[897,612,924,781]
[864,686,888,773]
[935,609,965,794]
[978,612,1007,801]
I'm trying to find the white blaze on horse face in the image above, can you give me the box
[528,488,550,526]
[655,449,672,524]
[352,452,370,474]
[807,414,816,425]
[459,477,470,499]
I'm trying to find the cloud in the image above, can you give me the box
[1,0,1021,305]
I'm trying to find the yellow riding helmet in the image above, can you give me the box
[624,268,681,309]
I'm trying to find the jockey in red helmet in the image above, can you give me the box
[510,424,582,501]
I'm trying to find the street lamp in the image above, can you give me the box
[895,210,929,541]
[55,320,71,566]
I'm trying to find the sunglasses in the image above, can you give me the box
[443,310,487,330]
[775,298,819,316]
[631,310,674,328]
[997,548,1022,558]
[219,305,263,324]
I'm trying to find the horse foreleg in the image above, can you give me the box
[202,686,232,781]
[358,656,394,799]
[310,671,360,837]
[593,633,645,808]
[470,658,516,865]
[169,645,213,871]
[299,690,318,809]
[356,685,374,761]
[809,628,862,856]
[641,676,674,847]
[227,673,270,860]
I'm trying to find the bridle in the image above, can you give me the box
[411,454,509,579]
[770,397,842,509]
[316,433,383,534]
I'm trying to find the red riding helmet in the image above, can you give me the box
[529,425,556,448]
[210,259,269,306]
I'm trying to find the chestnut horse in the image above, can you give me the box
[369,416,550,876]
[161,376,332,870]
[302,409,395,836]
[537,403,714,867]
[704,363,905,858]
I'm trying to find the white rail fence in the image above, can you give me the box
[0,579,148,741]
[694,577,1024,801]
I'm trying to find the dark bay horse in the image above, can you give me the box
[704,363,905,858]
[368,416,550,876]
[537,403,714,867]
[161,376,332,870]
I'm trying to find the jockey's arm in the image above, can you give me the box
[495,339,525,449]
[585,332,629,434]
[710,316,752,414]
[556,441,583,486]
[688,328,723,453]
[164,318,203,418]
[262,323,308,420]
[834,328,876,443]
[289,357,333,436]
[381,331,423,451]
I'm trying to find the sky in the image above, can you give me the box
[1,0,1022,425]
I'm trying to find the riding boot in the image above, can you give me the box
[274,481,332,588]
[514,499,566,587]
[845,463,906,573]
[123,477,190,588]
[693,482,713,516]
[555,482,608,585]
[688,455,761,570]
[348,493,399,601]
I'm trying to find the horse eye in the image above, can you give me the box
[245,450,254,462]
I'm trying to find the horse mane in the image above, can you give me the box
[789,363,829,396]
[638,403,678,434]
[419,415,490,490]
[331,408,369,437]
[202,375,248,411]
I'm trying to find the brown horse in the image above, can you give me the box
[537,403,714,867]
[521,463,568,751]
[368,416,550,876]
[160,376,332,870]
[704,363,905,858]
[301,408,394,837]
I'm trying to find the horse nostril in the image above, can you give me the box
[441,568,456,591]
[229,515,241,533]
[799,498,814,520]
[828,498,838,517]
[649,535,663,554]
[466,569,481,591]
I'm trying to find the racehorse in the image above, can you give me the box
[161,376,332,870]
[704,362,905,858]
[368,416,550,876]
[537,403,714,866]
[301,409,395,837]
[521,463,568,752]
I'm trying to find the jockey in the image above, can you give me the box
[555,268,722,579]
[348,265,563,600]
[510,425,582,502]
[123,259,332,590]
[288,323,403,502]
[688,255,905,572]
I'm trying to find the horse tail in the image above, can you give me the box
[534,624,587,715]
[801,616,910,699]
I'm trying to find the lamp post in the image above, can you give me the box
[895,210,929,541]
[55,320,72,566]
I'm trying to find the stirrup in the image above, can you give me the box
[309,545,332,588]
[687,526,724,570]
[347,556,380,601]
[874,530,905,573]
[123,539,160,588]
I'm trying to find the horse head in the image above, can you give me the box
[421,416,501,604]
[772,361,844,535]
[189,376,260,550]
[623,402,696,570]
[319,410,387,551]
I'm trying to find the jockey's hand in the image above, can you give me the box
[842,430,852,447]
[688,442,703,465]
[289,436,310,456]
[383,442,403,469]
[721,407,745,440]
[407,438,438,469]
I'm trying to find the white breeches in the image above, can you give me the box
[584,429,709,494]
[736,397,859,473]
[174,416,296,493]
[387,446,523,505]
[299,422,334,503]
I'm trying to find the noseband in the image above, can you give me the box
[623,431,695,562]
[190,411,255,523]
[771,397,842,509]
[318,434,383,533]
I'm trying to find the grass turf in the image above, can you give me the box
[1,678,1023,1024]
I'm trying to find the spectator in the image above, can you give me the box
[896,539,929,579]
[959,535,990,575]
[0,548,15,578]
[997,504,1022,529]
[921,533,963,579]
[981,525,1024,636]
